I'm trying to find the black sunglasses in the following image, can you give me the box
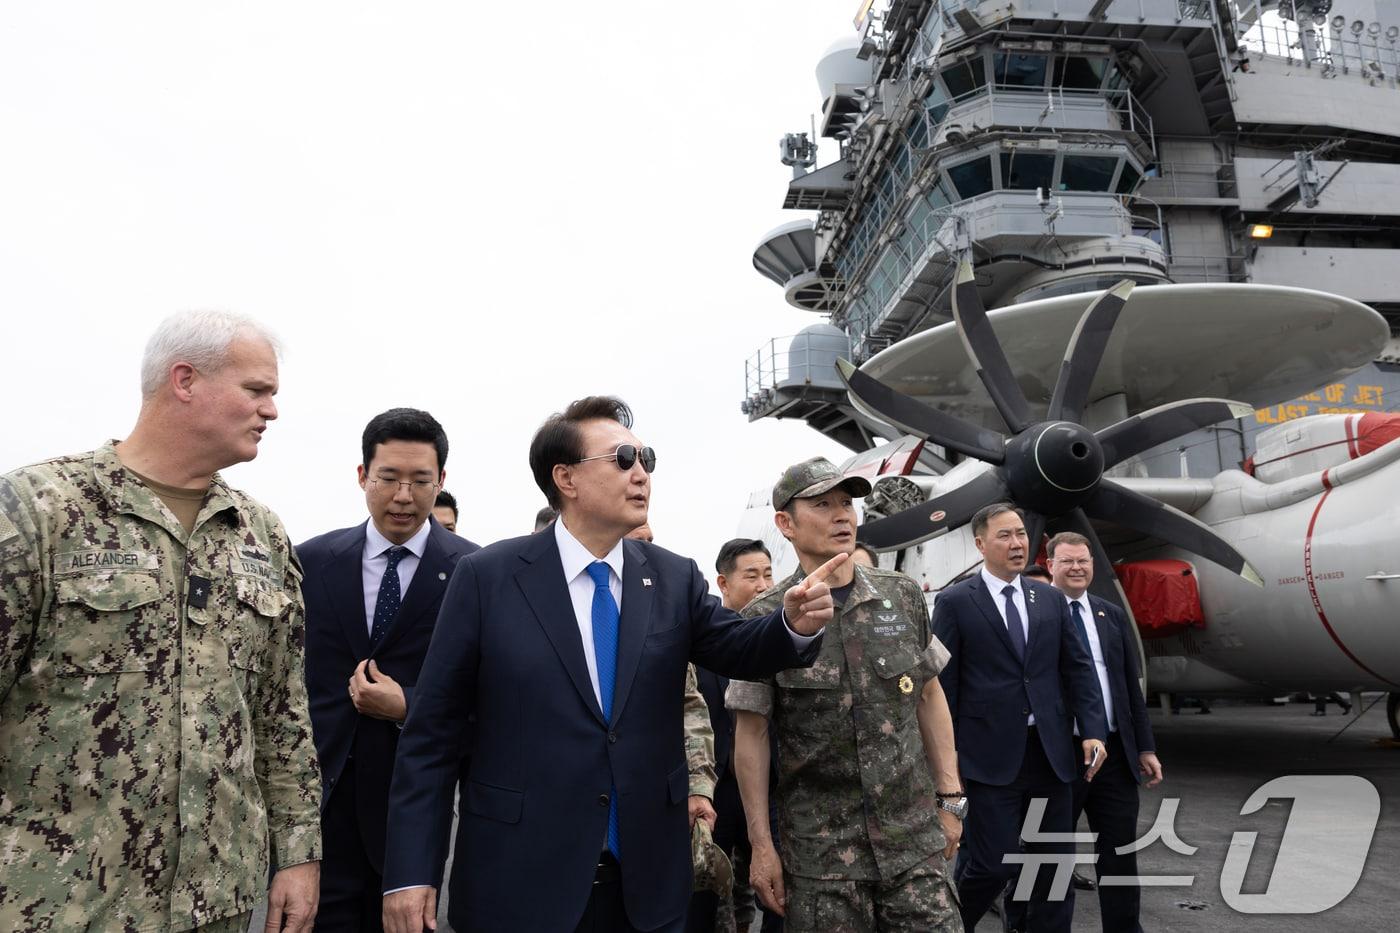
[573,444,657,474]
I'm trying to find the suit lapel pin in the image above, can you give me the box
[1098,610,1105,617]
[642,578,652,587]
[438,572,447,581]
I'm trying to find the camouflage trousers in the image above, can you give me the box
[188,911,253,932]
[784,855,962,933]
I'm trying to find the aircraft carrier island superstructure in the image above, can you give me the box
[746,0,1400,476]
[742,0,1400,715]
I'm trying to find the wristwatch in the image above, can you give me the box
[936,796,969,820]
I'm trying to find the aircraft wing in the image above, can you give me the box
[1108,476,1216,515]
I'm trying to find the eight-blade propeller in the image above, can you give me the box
[837,260,1263,587]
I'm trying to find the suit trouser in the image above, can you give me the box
[1072,736,1142,932]
[1003,734,1142,933]
[958,728,1075,933]
[316,764,386,933]
[575,854,688,933]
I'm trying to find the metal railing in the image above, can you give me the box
[949,85,1156,154]
[741,336,852,414]
[1136,160,1237,200]
[1239,19,1400,81]
[1167,253,1249,283]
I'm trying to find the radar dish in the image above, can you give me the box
[860,282,1389,432]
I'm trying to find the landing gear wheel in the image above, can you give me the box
[1388,692,1400,741]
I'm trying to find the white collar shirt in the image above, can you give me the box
[555,517,625,708]
[362,520,432,635]
[1068,592,1116,733]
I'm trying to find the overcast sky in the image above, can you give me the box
[0,1,865,578]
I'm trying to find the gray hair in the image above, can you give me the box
[140,310,281,398]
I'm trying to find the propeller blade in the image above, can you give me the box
[1023,509,1047,568]
[859,469,1010,551]
[952,261,1033,433]
[1084,481,1263,586]
[836,359,1007,464]
[1097,399,1256,467]
[1048,508,1135,613]
[1046,280,1135,422]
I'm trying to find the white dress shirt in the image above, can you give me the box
[1068,592,1116,734]
[554,517,820,708]
[362,520,432,635]
[981,566,1033,725]
[554,517,626,707]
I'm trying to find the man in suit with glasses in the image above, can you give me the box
[299,408,479,932]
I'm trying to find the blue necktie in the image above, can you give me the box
[1069,600,1092,652]
[369,546,408,649]
[1002,584,1026,661]
[587,561,622,860]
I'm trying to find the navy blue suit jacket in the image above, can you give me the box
[932,574,1106,785]
[694,667,733,779]
[298,518,478,873]
[1083,593,1155,779]
[383,531,821,932]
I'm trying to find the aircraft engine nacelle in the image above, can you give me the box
[1154,438,1400,693]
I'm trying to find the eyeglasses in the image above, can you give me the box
[368,476,439,494]
[572,444,657,474]
[1054,558,1094,568]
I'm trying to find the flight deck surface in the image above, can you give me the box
[248,699,1397,931]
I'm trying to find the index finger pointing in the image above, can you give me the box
[803,551,849,587]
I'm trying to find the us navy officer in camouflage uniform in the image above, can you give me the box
[0,311,322,932]
[727,458,964,933]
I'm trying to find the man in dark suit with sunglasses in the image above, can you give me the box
[382,396,848,933]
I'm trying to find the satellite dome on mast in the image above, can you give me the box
[815,36,868,105]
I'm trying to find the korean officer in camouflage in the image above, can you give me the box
[726,457,965,933]
[0,311,322,932]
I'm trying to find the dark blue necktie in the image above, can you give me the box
[1069,600,1092,652]
[1002,584,1026,661]
[369,546,408,649]
[587,561,621,860]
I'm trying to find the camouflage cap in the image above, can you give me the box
[691,820,734,896]
[771,456,872,511]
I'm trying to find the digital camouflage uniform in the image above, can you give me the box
[0,442,322,932]
[726,564,961,933]
[685,662,718,800]
[686,661,737,931]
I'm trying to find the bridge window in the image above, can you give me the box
[1054,55,1108,90]
[999,152,1056,190]
[924,83,951,127]
[926,178,953,211]
[1060,155,1119,191]
[941,57,987,100]
[994,52,1048,89]
[947,156,995,198]
[1116,162,1142,194]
